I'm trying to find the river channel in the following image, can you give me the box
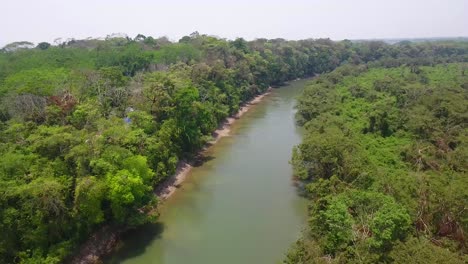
[107,79,309,264]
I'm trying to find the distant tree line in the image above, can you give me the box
[0,33,467,263]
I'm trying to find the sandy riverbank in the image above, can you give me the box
[155,88,272,200]
[71,88,272,264]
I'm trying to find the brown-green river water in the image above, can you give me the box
[106,80,309,264]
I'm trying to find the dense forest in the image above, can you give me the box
[0,32,467,263]
[286,63,468,263]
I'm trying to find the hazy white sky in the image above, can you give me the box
[1,0,467,46]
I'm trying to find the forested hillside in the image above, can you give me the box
[0,33,467,263]
[286,63,468,263]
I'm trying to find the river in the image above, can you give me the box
[106,79,309,264]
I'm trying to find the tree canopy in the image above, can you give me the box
[286,62,468,263]
[0,33,467,263]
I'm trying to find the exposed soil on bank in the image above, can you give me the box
[155,89,272,201]
[70,89,272,264]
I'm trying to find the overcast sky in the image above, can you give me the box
[1,0,467,46]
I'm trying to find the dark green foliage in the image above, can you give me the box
[95,42,153,76]
[288,63,468,263]
[1,35,468,263]
[36,42,51,50]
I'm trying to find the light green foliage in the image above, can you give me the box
[0,68,69,96]
[1,36,468,263]
[309,191,411,255]
[0,47,95,84]
[68,100,101,129]
[370,201,411,249]
[322,199,354,253]
[73,176,106,227]
[106,168,149,222]
[389,237,467,264]
[127,110,156,134]
[152,43,201,64]
[289,62,468,263]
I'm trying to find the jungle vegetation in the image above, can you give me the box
[286,63,468,263]
[0,32,467,263]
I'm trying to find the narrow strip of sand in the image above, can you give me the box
[155,88,272,200]
[71,89,272,264]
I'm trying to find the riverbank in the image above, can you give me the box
[155,88,272,201]
[107,79,310,264]
[70,88,272,264]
